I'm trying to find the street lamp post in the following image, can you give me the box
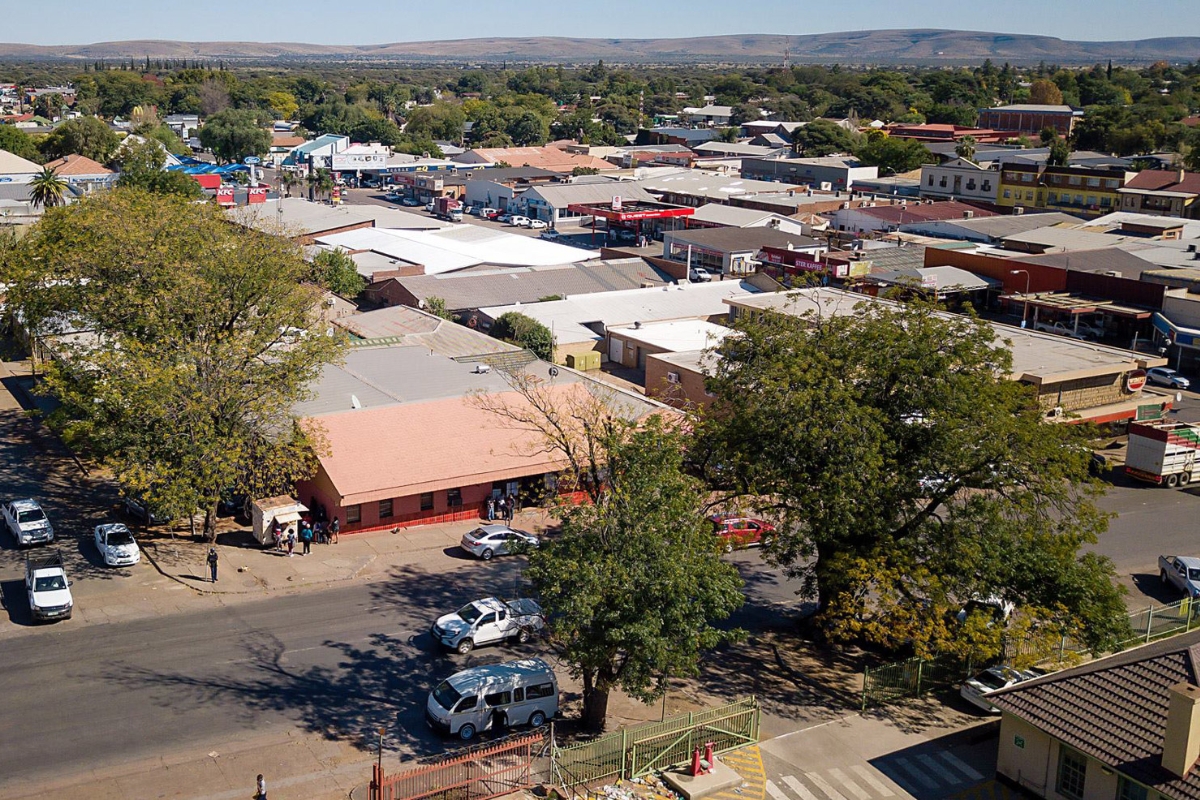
[1010,269,1031,328]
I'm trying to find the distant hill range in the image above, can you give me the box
[0,29,1197,65]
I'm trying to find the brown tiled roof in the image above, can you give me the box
[854,200,1000,224]
[43,154,113,176]
[989,631,1200,799]
[1124,170,1200,194]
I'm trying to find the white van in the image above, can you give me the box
[426,658,557,740]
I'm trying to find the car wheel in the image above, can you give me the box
[457,638,474,655]
[1162,570,1170,586]
[529,711,546,728]
[1167,473,1181,488]
[458,723,476,741]
[1183,472,1193,486]
[724,542,734,553]
[481,548,494,561]
[517,628,531,644]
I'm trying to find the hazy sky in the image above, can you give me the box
[4,0,1199,45]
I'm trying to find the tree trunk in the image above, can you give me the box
[581,672,610,734]
[204,504,218,542]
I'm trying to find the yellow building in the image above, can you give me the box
[997,164,1129,218]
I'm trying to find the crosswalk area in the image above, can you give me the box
[767,748,986,800]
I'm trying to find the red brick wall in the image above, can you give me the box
[923,249,1068,294]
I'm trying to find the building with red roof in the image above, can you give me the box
[1119,170,1200,219]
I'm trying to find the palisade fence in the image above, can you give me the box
[370,698,761,800]
[861,597,1200,709]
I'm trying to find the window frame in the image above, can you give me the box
[1056,746,1087,800]
[378,498,393,519]
[447,488,463,507]
[420,492,434,511]
[345,504,361,524]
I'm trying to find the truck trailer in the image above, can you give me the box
[1125,420,1200,487]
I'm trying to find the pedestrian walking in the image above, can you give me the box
[330,516,340,543]
[207,547,219,582]
[287,528,296,557]
[256,773,267,800]
[486,496,495,521]
[302,523,313,555]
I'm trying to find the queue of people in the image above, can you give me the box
[269,501,340,557]
[484,493,519,523]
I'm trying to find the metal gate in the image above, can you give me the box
[371,732,548,800]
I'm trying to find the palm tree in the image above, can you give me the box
[280,170,299,198]
[29,166,67,210]
[954,135,977,162]
[313,168,334,203]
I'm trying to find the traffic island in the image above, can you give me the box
[661,758,743,800]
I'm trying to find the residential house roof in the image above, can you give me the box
[43,154,113,176]
[989,630,1200,800]
[608,319,733,353]
[856,200,1000,225]
[453,146,615,173]
[390,258,674,311]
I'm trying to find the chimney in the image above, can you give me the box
[1164,682,1200,778]
[1179,169,1186,185]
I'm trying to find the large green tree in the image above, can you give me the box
[115,139,203,199]
[309,248,366,298]
[0,126,42,163]
[4,189,345,540]
[39,117,121,163]
[791,119,858,156]
[490,312,555,362]
[855,133,935,175]
[695,298,1129,663]
[479,380,743,732]
[198,108,272,164]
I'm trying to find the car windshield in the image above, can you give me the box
[1189,569,1200,581]
[107,529,135,546]
[34,575,66,592]
[17,509,45,524]
[432,681,462,711]
[457,604,483,624]
[974,670,1012,690]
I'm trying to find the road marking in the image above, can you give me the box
[806,773,850,800]
[893,757,940,789]
[916,753,960,785]
[849,765,895,797]
[767,779,795,800]
[782,774,822,800]
[938,751,984,781]
[825,769,868,800]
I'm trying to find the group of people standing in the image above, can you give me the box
[271,504,340,557]
[485,493,518,523]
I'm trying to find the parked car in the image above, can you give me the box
[1159,555,1200,598]
[613,228,637,242]
[689,267,715,283]
[401,197,422,207]
[960,666,1041,712]
[384,191,403,202]
[426,658,557,740]
[1034,321,1089,340]
[497,214,513,224]
[509,215,533,228]
[481,208,500,219]
[460,524,539,560]
[123,494,174,526]
[540,230,562,241]
[529,219,548,229]
[2,498,55,546]
[431,597,545,654]
[26,550,73,623]
[708,514,774,552]
[94,523,141,567]
[1147,367,1191,390]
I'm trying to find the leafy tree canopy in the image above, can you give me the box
[309,248,366,298]
[490,312,555,362]
[855,134,935,175]
[40,116,121,163]
[3,188,345,539]
[0,125,42,164]
[198,108,272,164]
[114,139,202,199]
[792,119,858,156]
[695,298,1129,664]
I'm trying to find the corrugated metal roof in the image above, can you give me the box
[523,182,657,208]
[335,306,520,358]
[394,259,673,311]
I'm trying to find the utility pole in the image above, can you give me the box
[783,46,791,70]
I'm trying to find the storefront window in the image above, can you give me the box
[346,504,361,524]
[420,492,434,511]
[378,499,393,519]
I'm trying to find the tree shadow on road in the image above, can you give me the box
[100,561,546,760]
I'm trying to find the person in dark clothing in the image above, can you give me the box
[330,516,340,544]
[207,548,219,582]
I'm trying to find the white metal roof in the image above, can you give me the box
[608,319,733,353]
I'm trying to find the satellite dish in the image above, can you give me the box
[548,367,559,378]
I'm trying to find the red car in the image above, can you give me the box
[709,515,774,552]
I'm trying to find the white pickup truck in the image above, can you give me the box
[26,551,73,622]
[432,598,544,654]
[3,498,55,546]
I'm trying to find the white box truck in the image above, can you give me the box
[1125,420,1200,488]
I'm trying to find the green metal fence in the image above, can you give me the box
[862,597,1200,710]
[861,654,974,710]
[553,697,760,793]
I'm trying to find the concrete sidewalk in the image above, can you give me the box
[140,508,556,599]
